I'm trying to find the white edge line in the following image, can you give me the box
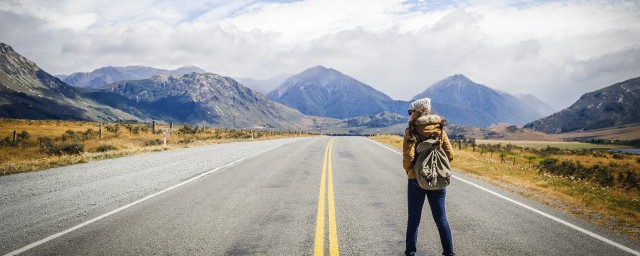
[5,142,291,256]
[364,137,640,256]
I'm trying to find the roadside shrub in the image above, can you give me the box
[144,139,163,146]
[538,158,558,169]
[591,164,614,187]
[60,143,85,155]
[537,158,623,187]
[178,125,199,135]
[17,130,30,141]
[81,128,95,140]
[620,171,639,190]
[611,153,625,160]
[95,144,117,152]
[0,136,15,147]
[178,138,195,144]
[41,142,85,155]
[37,137,54,147]
[105,124,120,134]
[124,125,142,135]
[61,130,77,142]
[538,146,561,156]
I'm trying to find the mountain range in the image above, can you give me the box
[411,74,549,127]
[267,66,407,119]
[2,41,636,136]
[59,65,207,89]
[90,73,318,129]
[267,67,550,127]
[0,43,139,121]
[524,76,640,133]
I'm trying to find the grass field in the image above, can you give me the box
[371,134,640,241]
[476,139,630,149]
[556,123,640,141]
[0,118,309,175]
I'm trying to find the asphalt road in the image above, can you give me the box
[1,137,639,255]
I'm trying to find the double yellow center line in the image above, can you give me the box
[314,138,340,256]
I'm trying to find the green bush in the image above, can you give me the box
[37,137,54,147]
[592,164,614,187]
[178,138,195,144]
[144,139,163,146]
[105,124,120,133]
[537,158,627,188]
[0,136,15,147]
[61,130,78,142]
[41,142,85,155]
[620,171,639,190]
[96,144,117,152]
[611,153,625,160]
[178,125,199,135]
[17,130,30,141]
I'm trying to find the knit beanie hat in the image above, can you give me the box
[409,97,431,113]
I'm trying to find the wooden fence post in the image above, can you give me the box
[169,122,173,134]
[13,130,17,143]
[163,130,167,146]
[152,120,156,134]
[99,124,102,140]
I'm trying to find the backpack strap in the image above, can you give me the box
[409,122,427,167]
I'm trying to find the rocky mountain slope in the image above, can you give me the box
[267,66,407,119]
[412,74,546,127]
[524,76,640,133]
[61,65,206,89]
[94,73,324,129]
[0,42,139,121]
[447,123,558,141]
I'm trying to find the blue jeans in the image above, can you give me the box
[405,179,454,256]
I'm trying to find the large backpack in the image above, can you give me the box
[411,123,452,190]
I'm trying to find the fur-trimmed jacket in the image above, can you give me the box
[402,114,455,179]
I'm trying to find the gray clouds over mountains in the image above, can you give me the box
[1,0,639,110]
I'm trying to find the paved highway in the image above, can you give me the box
[1,137,638,255]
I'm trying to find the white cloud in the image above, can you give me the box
[1,0,639,109]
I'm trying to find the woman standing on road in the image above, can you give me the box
[402,97,455,256]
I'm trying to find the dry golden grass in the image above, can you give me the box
[556,123,640,141]
[0,118,310,175]
[371,134,640,241]
[477,139,630,149]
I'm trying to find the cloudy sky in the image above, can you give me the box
[1,0,639,109]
